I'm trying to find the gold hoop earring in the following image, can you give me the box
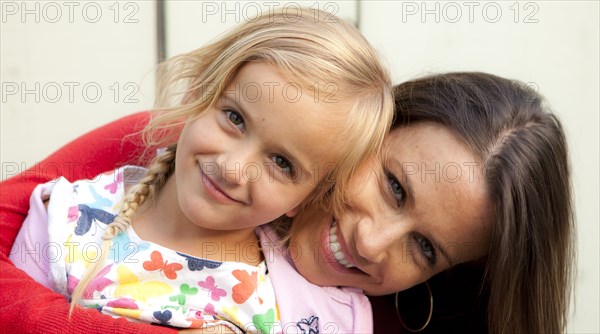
[394,281,433,332]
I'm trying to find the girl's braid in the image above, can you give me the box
[70,144,177,313]
[102,144,177,241]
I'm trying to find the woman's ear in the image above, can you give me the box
[285,206,300,217]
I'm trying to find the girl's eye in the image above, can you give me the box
[225,110,245,131]
[387,173,406,206]
[272,155,294,177]
[416,235,436,267]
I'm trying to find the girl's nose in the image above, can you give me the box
[216,150,255,186]
[220,161,245,185]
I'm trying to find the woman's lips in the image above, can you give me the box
[321,220,361,274]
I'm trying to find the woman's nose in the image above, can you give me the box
[354,215,400,264]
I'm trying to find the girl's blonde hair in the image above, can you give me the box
[70,7,393,311]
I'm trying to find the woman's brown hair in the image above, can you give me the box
[392,72,575,333]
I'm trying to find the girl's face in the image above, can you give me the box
[174,62,343,233]
[289,122,494,295]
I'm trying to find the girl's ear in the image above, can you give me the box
[285,206,300,217]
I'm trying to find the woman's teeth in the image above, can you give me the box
[329,223,355,269]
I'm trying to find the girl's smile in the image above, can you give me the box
[132,62,352,260]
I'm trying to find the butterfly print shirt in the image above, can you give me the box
[11,166,280,333]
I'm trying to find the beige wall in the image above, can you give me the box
[1,1,156,168]
[1,1,598,332]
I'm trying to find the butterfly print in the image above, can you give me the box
[74,204,116,236]
[106,297,138,309]
[143,251,183,280]
[169,283,199,306]
[202,303,217,316]
[232,269,258,304]
[67,264,114,298]
[67,206,79,222]
[221,305,239,322]
[198,276,227,302]
[89,185,112,208]
[252,308,276,334]
[185,317,205,328]
[110,231,150,263]
[153,310,172,325]
[176,252,223,271]
[114,265,173,302]
[104,171,123,194]
[297,316,319,334]
[65,240,97,266]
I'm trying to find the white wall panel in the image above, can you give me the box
[166,0,357,57]
[1,1,156,176]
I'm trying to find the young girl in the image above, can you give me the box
[9,7,393,333]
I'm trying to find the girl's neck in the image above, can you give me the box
[130,175,263,266]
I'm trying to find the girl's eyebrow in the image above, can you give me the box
[221,95,247,117]
[221,95,253,126]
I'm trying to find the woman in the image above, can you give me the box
[0,72,573,333]
[288,72,574,333]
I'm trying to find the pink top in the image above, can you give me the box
[258,226,373,333]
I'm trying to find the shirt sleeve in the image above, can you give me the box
[9,181,55,290]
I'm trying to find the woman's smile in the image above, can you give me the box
[327,221,358,270]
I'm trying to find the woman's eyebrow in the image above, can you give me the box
[402,166,414,207]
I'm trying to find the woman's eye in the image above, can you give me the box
[225,110,245,131]
[387,173,406,206]
[416,235,436,267]
[272,155,294,176]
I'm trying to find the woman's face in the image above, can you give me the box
[289,122,494,295]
